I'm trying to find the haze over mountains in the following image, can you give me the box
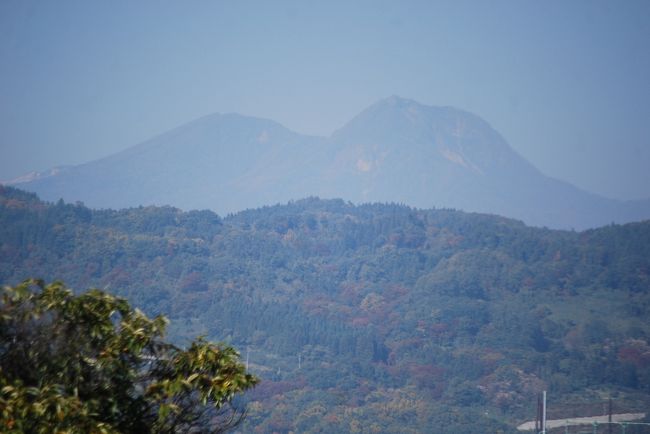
[8,96,650,230]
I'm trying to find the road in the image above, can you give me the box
[517,412,646,431]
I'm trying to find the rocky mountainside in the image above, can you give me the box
[9,96,650,229]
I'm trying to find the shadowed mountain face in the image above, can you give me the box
[9,96,650,229]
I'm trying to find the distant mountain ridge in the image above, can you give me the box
[8,96,650,229]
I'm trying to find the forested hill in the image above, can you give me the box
[1,185,650,433]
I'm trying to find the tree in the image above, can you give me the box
[0,279,258,433]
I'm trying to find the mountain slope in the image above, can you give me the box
[14,113,326,212]
[2,186,650,433]
[9,96,650,229]
[317,97,650,228]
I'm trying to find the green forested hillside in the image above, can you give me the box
[1,185,649,433]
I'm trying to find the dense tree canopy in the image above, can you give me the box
[2,187,650,432]
[0,279,258,433]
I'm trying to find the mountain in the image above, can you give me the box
[8,96,650,229]
[317,97,650,229]
[8,113,324,213]
[2,186,650,432]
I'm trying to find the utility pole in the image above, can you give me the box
[246,347,249,370]
[535,394,540,434]
[608,397,613,434]
[542,390,546,434]
[298,354,301,370]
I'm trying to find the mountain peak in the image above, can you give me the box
[359,95,428,119]
[332,96,429,143]
[332,96,488,148]
[377,94,422,107]
[11,99,650,229]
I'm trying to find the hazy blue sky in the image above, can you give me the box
[1,0,649,200]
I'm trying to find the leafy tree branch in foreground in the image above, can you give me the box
[0,279,258,433]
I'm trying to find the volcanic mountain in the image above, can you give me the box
[9,96,650,229]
